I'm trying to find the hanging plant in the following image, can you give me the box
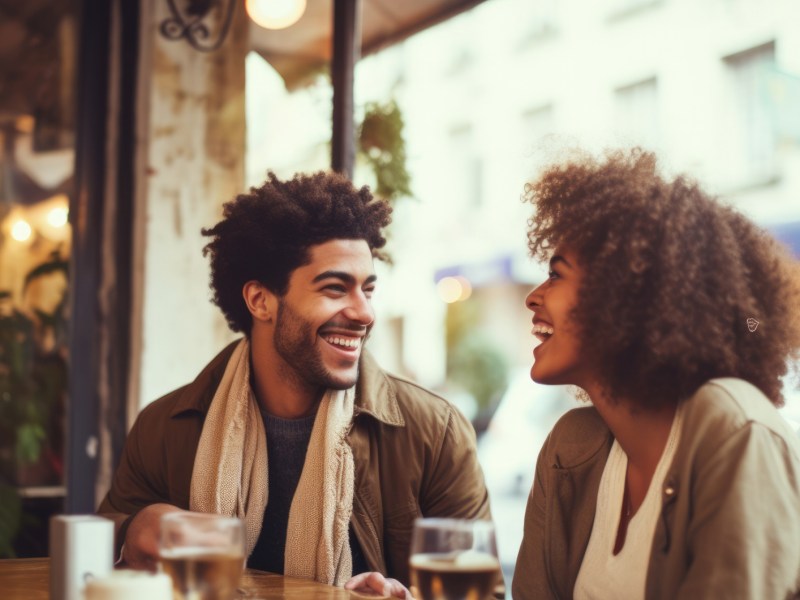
[357,100,412,202]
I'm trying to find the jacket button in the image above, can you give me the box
[664,485,675,496]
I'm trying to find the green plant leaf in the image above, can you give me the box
[15,424,45,463]
[0,483,21,558]
[357,100,412,202]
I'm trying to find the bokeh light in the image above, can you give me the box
[11,219,32,242]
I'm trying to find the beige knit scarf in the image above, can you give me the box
[189,339,355,586]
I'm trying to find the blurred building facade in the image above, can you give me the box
[246,0,800,410]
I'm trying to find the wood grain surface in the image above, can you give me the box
[0,558,355,599]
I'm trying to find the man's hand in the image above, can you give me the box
[121,503,184,571]
[344,572,414,599]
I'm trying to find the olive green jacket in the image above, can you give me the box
[513,378,800,600]
[97,341,493,585]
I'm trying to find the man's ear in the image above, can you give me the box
[243,281,277,323]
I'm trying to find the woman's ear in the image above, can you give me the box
[242,281,277,323]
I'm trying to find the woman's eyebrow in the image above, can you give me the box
[550,255,573,270]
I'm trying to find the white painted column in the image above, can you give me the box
[129,0,249,416]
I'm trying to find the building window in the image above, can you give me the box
[607,0,662,21]
[519,104,555,168]
[724,42,778,184]
[522,105,555,146]
[520,0,559,43]
[614,77,660,151]
[448,124,483,209]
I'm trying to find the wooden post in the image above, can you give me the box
[331,0,361,178]
[67,0,138,513]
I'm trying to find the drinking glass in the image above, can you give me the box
[159,512,245,600]
[409,518,500,600]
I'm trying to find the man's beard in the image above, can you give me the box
[273,299,360,390]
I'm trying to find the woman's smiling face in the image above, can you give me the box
[526,248,591,387]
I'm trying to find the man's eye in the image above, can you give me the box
[364,287,376,297]
[324,284,346,293]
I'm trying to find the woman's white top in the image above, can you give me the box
[574,404,684,600]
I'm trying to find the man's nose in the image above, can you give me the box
[343,291,375,325]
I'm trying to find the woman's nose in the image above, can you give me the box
[526,283,544,311]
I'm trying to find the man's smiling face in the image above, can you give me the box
[271,238,376,390]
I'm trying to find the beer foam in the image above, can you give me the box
[159,547,243,560]
[410,551,500,572]
[454,550,500,569]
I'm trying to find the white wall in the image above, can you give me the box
[132,1,249,412]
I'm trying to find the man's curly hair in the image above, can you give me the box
[202,171,392,334]
[525,147,800,409]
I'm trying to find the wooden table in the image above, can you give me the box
[0,558,352,599]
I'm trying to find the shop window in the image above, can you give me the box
[0,3,76,557]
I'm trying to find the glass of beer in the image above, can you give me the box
[159,512,245,600]
[409,518,500,600]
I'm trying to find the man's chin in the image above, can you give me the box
[326,378,358,391]
[322,368,359,391]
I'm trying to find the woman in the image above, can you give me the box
[513,148,800,599]
[348,147,800,599]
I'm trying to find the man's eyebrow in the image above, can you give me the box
[549,255,573,269]
[312,271,378,286]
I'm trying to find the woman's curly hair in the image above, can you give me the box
[202,171,392,334]
[525,147,800,408]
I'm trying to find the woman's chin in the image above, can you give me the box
[530,363,576,387]
[530,363,552,385]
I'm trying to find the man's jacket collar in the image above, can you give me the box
[354,350,404,426]
[168,339,405,427]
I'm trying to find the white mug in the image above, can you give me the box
[50,515,114,600]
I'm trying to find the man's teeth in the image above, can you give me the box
[533,325,554,336]
[325,336,361,349]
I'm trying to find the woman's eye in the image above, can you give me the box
[548,270,560,281]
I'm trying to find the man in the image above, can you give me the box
[98,171,493,596]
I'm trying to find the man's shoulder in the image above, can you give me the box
[136,384,192,422]
[384,371,453,413]
[381,367,474,432]
[133,341,240,427]
[357,352,462,428]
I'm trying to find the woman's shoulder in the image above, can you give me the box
[543,406,612,469]
[687,379,792,429]
[682,378,800,455]
[551,405,606,437]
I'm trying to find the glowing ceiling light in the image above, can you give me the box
[11,219,32,242]
[47,206,69,228]
[246,0,307,30]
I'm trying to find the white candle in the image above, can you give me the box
[83,570,172,600]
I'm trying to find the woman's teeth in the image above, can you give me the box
[325,336,360,349]
[533,324,554,336]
